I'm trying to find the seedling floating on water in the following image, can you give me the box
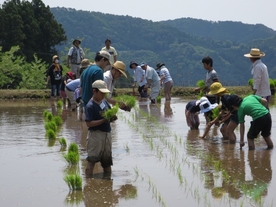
[64,174,82,191]
[53,116,62,126]
[46,129,56,139]
[63,143,80,164]
[156,96,161,103]
[45,121,57,132]
[57,100,63,108]
[59,137,67,147]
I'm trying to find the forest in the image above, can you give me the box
[0,0,276,89]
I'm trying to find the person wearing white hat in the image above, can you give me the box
[85,80,117,178]
[185,97,208,130]
[198,100,218,138]
[244,48,271,108]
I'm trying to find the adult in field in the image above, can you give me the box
[67,39,85,74]
[156,62,173,101]
[129,61,147,98]
[80,51,111,108]
[101,39,117,71]
[244,48,271,108]
[140,62,160,104]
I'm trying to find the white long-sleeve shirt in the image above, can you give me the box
[251,59,271,97]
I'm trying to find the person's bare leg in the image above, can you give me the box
[227,121,238,143]
[85,161,95,178]
[264,136,274,149]
[247,138,255,150]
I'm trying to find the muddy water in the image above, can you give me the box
[0,98,276,207]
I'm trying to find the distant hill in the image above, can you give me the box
[161,18,276,44]
[51,7,276,86]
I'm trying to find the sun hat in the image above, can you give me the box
[244,48,265,58]
[99,51,111,63]
[199,100,218,113]
[156,62,165,69]
[140,62,147,67]
[208,82,227,95]
[129,61,138,69]
[52,55,59,62]
[92,80,110,93]
[113,61,127,77]
[195,96,208,105]
[80,59,92,68]
[73,39,81,44]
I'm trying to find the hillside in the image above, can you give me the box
[51,7,276,87]
[161,18,276,44]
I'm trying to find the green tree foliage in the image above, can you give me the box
[0,0,67,62]
[0,46,47,89]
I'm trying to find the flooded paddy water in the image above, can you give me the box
[0,97,276,207]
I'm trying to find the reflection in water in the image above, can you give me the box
[83,177,137,207]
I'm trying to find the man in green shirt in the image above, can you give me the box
[229,95,273,150]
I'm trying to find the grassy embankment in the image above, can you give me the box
[0,86,253,99]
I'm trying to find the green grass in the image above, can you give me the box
[64,174,82,191]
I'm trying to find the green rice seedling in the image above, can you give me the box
[64,174,82,191]
[53,116,62,126]
[63,151,80,165]
[57,100,63,108]
[196,79,206,88]
[43,110,49,118]
[45,121,57,132]
[102,105,119,121]
[68,142,79,153]
[48,139,56,147]
[59,137,67,147]
[114,95,136,109]
[156,96,161,103]
[46,129,56,139]
[46,112,53,122]
[211,107,220,120]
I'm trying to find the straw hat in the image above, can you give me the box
[113,61,127,77]
[244,48,265,58]
[80,59,92,68]
[208,82,227,95]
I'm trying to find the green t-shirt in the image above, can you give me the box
[237,95,268,123]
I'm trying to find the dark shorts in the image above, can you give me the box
[138,85,146,93]
[230,111,239,124]
[247,113,271,139]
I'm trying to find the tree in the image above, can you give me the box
[0,0,67,62]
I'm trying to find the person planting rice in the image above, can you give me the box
[85,80,117,178]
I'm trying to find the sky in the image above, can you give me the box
[1,0,276,30]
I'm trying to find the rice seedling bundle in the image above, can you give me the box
[63,151,80,165]
[46,129,56,139]
[45,121,57,132]
[115,95,136,108]
[102,105,119,121]
[64,174,82,191]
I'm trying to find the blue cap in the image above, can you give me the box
[140,62,147,67]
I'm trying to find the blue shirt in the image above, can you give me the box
[80,64,103,106]
[85,99,111,132]
[66,79,80,91]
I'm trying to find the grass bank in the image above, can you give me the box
[0,86,253,100]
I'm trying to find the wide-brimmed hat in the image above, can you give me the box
[52,55,59,62]
[199,100,218,113]
[129,61,138,69]
[140,62,147,67]
[113,61,127,77]
[80,59,92,68]
[195,96,208,105]
[208,82,227,95]
[73,39,81,44]
[244,48,265,58]
[92,80,110,93]
[156,62,165,69]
